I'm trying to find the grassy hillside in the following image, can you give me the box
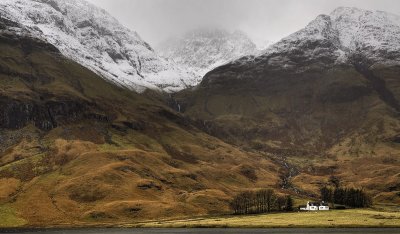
[175,55,400,203]
[0,31,284,227]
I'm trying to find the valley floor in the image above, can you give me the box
[130,208,400,228]
[1,205,400,228]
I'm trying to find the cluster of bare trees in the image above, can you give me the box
[229,189,293,215]
[320,186,372,208]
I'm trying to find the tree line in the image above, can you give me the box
[320,186,372,208]
[229,189,293,215]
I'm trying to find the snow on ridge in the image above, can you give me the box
[330,7,400,58]
[3,2,399,91]
[265,14,339,55]
[0,0,197,92]
[244,6,400,67]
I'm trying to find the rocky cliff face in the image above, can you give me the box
[0,98,87,130]
[0,26,111,131]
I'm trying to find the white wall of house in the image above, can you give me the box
[301,201,329,211]
[318,206,329,210]
[308,205,318,211]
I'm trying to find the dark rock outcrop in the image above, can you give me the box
[0,97,109,130]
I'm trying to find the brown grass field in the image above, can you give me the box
[1,202,399,228]
[129,207,400,228]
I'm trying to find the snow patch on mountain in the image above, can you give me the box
[0,0,198,92]
[330,7,400,63]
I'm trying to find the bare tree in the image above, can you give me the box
[258,189,276,212]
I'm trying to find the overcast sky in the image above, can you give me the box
[85,0,400,47]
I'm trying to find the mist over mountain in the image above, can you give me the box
[157,28,261,81]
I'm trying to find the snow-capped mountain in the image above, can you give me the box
[330,7,400,64]
[157,28,259,79]
[230,7,400,70]
[0,0,198,92]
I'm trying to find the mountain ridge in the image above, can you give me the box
[0,0,200,92]
[0,0,269,93]
[222,7,400,73]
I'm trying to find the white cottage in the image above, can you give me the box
[299,201,329,211]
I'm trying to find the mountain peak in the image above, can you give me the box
[329,7,400,60]
[256,7,400,67]
[330,6,369,17]
[157,27,258,78]
[185,27,229,38]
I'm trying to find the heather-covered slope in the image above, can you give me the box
[0,25,281,226]
[175,7,400,203]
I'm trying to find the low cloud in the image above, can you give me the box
[86,0,400,46]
